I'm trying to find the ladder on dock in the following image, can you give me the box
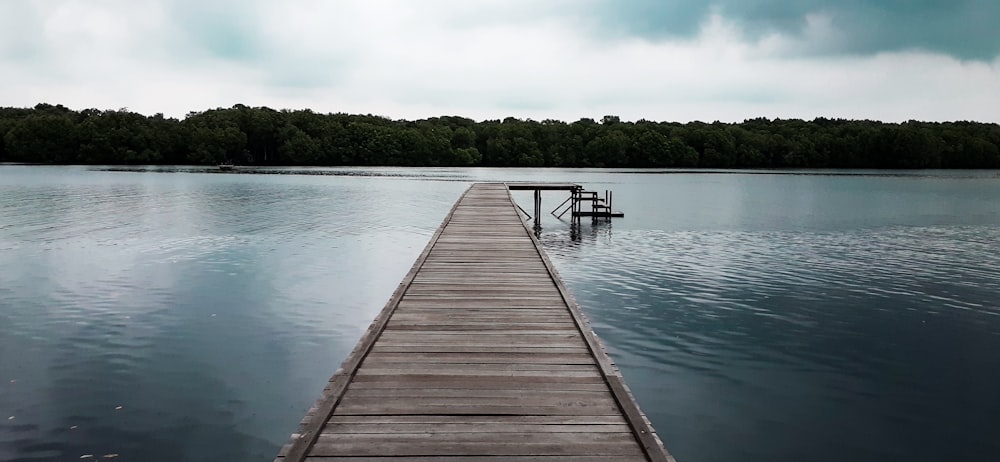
[554,188,624,221]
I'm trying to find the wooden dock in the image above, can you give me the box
[276,183,672,461]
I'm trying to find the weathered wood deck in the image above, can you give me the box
[276,183,673,461]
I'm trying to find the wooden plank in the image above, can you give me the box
[395,304,570,310]
[389,316,572,323]
[404,286,558,293]
[373,341,586,348]
[385,323,578,331]
[323,422,632,434]
[363,352,596,364]
[389,316,570,322]
[334,396,620,415]
[506,182,581,190]
[380,329,582,338]
[389,311,570,318]
[299,413,630,427]
[388,318,572,325]
[407,283,555,287]
[326,415,629,425]
[378,329,581,336]
[327,397,619,417]
[389,287,564,297]
[355,366,598,375]
[303,433,644,457]
[402,292,561,298]
[391,308,568,315]
[353,367,598,377]
[342,388,613,399]
[390,311,570,318]
[379,330,582,337]
[302,457,644,462]
[348,375,608,390]
[369,345,591,354]
[407,280,556,285]
[358,361,600,370]
[397,296,566,303]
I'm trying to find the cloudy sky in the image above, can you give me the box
[1,0,998,122]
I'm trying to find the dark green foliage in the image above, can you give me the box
[1,104,998,168]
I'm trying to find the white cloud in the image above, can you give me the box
[0,0,997,123]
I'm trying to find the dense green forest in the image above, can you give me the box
[2,103,999,168]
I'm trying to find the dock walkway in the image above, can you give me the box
[277,183,672,461]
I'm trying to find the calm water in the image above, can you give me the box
[1,165,999,462]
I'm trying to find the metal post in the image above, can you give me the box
[552,195,572,217]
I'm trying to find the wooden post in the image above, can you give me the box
[572,188,580,224]
[533,189,541,228]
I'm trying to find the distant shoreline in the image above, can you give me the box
[4,163,998,181]
[3,104,999,169]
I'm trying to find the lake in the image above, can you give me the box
[1,165,999,462]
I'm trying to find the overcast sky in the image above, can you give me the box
[1,0,998,122]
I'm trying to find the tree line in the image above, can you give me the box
[2,103,999,168]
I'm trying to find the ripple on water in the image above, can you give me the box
[543,223,1000,461]
[5,167,999,462]
[0,170,468,461]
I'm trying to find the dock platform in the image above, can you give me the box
[276,182,671,461]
